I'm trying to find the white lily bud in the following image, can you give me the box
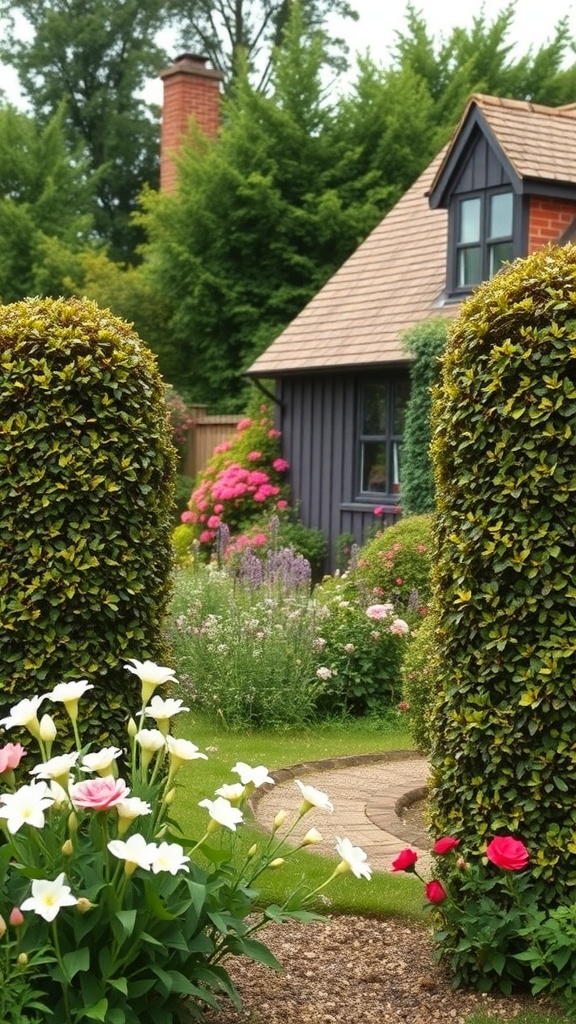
[39,714,57,743]
[272,809,287,832]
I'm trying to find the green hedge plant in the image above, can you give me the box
[401,611,440,754]
[0,296,176,746]
[401,318,449,515]
[429,243,576,905]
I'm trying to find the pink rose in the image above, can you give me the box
[180,511,194,524]
[236,418,252,431]
[207,515,221,529]
[373,506,384,516]
[391,848,418,872]
[389,618,409,635]
[425,880,448,904]
[276,499,288,510]
[433,836,460,855]
[70,776,129,811]
[0,743,26,774]
[486,836,529,871]
[272,458,289,472]
[366,604,394,620]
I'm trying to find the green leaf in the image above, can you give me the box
[79,999,109,1021]
[63,947,90,980]
[227,937,282,971]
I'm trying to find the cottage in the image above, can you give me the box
[245,94,576,567]
[158,59,576,568]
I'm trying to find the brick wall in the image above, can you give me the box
[160,54,223,192]
[528,197,576,251]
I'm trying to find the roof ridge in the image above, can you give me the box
[472,92,576,119]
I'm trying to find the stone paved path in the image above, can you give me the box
[251,751,432,873]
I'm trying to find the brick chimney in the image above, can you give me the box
[159,54,223,192]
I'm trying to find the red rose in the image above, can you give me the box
[425,880,448,904]
[485,836,529,871]
[433,836,460,855]
[391,848,418,872]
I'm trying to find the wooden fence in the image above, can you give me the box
[180,404,240,479]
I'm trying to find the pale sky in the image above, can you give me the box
[2,0,574,108]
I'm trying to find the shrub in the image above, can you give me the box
[183,400,289,556]
[401,319,449,515]
[164,386,195,450]
[0,296,176,747]
[401,611,440,754]
[312,577,409,717]
[172,523,196,567]
[352,515,433,621]
[429,244,576,907]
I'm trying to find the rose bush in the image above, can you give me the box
[392,833,560,997]
[0,658,372,1023]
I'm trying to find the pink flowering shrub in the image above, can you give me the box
[164,387,195,449]
[352,514,433,622]
[183,403,290,556]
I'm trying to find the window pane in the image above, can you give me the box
[458,246,482,287]
[363,384,387,435]
[489,192,513,239]
[489,240,514,277]
[459,198,481,243]
[392,441,402,493]
[361,441,387,493]
[393,379,410,435]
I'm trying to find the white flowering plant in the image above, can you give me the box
[0,659,372,1024]
[311,580,409,716]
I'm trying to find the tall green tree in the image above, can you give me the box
[138,7,384,407]
[0,0,168,261]
[167,0,358,91]
[338,2,576,212]
[0,104,94,303]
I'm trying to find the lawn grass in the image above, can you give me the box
[168,710,566,1024]
[170,708,425,920]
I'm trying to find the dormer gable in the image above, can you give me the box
[428,94,576,298]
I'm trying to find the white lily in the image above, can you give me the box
[231,761,274,788]
[0,782,55,834]
[20,873,77,923]
[150,841,191,875]
[107,833,156,874]
[0,696,45,739]
[198,796,243,832]
[123,659,178,705]
[295,780,334,816]
[334,837,372,880]
[80,747,123,776]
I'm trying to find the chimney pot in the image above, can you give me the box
[160,53,223,191]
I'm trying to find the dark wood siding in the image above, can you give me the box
[275,371,405,572]
[453,134,508,194]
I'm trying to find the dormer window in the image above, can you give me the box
[456,189,514,290]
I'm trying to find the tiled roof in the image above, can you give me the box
[460,94,576,186]
[247,152,457,376]
[247,94,576,377]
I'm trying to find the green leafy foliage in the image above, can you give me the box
[401,319,449,515]
[313,577,408,716]
[0,0,166,260]
[401,611,440,754]
[518,903,576,1014]
[0,296,177,747]
[138,7,386,407]
[352,515,433,619]
[429,243,576,905]
[0,104,94,303]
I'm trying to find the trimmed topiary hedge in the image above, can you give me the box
[0,296,176,746]
[429,244,576,904]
